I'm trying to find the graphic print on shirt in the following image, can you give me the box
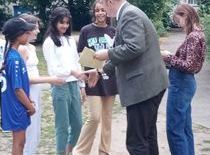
[87,34,113,80]
[87,34,113,52]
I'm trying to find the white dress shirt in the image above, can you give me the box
[116,1,127,20]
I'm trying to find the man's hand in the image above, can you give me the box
[94,49,109,61]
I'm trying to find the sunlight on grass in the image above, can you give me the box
[36,45,48,75]
[37,89,56,154]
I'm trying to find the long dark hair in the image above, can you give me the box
[44,7,72,47]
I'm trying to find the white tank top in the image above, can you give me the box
[25,44,39,77]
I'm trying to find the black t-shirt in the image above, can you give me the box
[78,23,118,96]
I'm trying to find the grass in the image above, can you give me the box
[37,90,56,154]
[36,45,48,75]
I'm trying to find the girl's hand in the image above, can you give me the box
[161,50,171,56]
[50,77,66,85]
[27,102,36,116]
[71,70,88,81]
[86,69,99,88]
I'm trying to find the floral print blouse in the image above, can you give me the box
[163,27,207,74]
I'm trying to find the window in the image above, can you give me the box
[188,0,197,5]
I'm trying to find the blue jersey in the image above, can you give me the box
[1,48,30,131]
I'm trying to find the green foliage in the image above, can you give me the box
[198,0,210,16]
[4,0,92,41]
[67,0,91,31]
[2,0,177,39]
[161,1,175,31]
[199,5,210,16]
[0,8,12,29]
[199,1,210,58]
[128,0,171,36]
[0,1,12,29]
[6,0,57,42]
[202,15,210,58]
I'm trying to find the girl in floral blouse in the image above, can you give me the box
[161,4,207,155]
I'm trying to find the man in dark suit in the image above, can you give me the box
[94,0,168,154]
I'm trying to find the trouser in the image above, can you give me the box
[73,96,115,155]
[126,90,165,155]
[24,84,41,155]
[52,81,82,154]
[167,69,196,155]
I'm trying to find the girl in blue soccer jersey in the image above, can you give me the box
[1,17,36,155]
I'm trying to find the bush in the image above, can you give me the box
[0,8,12,30]
[199,5,210,17]
[153,20,167,36]
[128,0,171,36]
[202,15,210,58]
[201,15,210,59]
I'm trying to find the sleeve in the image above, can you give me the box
[71,37,86,87]
[7,59,23,90]
[164,36,202,73]
[42,37,71,77]
[78,80,85,88]
[108,11,146,66]
[77,28,86,53]
[103,60,116,76]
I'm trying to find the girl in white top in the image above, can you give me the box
[18,14,65,155]
[42,7,86,155]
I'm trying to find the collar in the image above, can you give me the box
[116,1,127,20]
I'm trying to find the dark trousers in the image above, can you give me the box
[126,90,165,155]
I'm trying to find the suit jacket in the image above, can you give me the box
[103,2,168,107]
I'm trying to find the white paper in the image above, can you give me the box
[104,34,115,47]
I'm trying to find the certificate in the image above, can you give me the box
[79,47,104,69]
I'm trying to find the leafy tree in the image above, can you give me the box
[128,0,171,35]
[0,0,12,29]
[198,0,210,15]
[7,0,55,25]
[64,0,91,30]
[6,0,92,32]
[4,0,92,41]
